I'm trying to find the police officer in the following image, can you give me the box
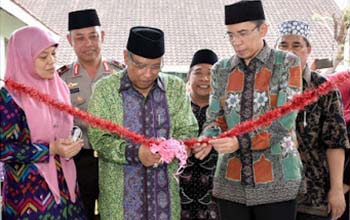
[58,9,125,220]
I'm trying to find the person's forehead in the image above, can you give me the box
[280,34,305,43]
[39,46,56,53]
[192,63,212,71]
[132,53,161,63]
[227,21,256,31]
[71,26,100,35]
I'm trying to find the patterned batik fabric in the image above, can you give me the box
[296,68,350,217]
[88,71,198,220]
[180,102,219,220]
[0,88,86,220]
[237,60,256,187]
[203,44,304,206]
[191,103,209,135]
[120,73,171,220]
[278,20,310,39]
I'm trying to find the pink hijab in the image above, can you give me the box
[5,26,77,204]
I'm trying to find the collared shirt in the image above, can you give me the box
[60,58,124,149]
[191,101,209,135]
[204,44,303,206]
[88,70,198,220]
[119,72,172,219]
[230,42,272,68]
[296,66,350,216]
[180,101,219,220]
[119,72,166,93]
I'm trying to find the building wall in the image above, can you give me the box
[0,0,58,87]
[0,10,26,86]
[345,29,349,66]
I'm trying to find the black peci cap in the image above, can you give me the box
[225,1,265,25]
[190,49,218,68]
[126,26,165,59]
[68,9,101,31]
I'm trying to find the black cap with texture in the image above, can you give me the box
[190,49,218,68]
[225,0,265,25]
[127,26,165,59]
[68,9,101,31]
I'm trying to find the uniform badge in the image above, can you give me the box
[57,65,70,76]
[76,95,85,105]
[67,82,78,89]
[103,61,111,73]
[68,82,80,94]
[70,87,80,94]
[73,64,80,77]
[111,59,126,70]
[94,150,99,158]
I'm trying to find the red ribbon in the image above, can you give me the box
[3,71,349,148]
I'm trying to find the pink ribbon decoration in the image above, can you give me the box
[150,138,188,180]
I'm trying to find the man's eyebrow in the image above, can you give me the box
[237,29,249,33]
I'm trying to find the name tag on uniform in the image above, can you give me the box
[70,87,80,94]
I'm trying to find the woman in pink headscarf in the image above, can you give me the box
[0,26,85,219]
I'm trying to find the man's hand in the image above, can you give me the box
[185,145,191,157]
[138,144,161,167]
[328,188,346,220]
[343,184,349,194]
[192,137,212,160]
[209,137,239,154]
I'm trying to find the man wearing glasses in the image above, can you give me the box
[88,26,198,220]
[58,9,125,220]
[276,20,348,220]
[193,1,303,220]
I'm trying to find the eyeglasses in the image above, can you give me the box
[128,53,163,73]
[225,25,259,41]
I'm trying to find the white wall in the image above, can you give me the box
[0,0,58,87]
[0,10,27,86]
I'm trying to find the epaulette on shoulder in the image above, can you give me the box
[110,59,126,70]
[57,65,70,76]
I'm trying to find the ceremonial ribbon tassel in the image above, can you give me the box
[2,71,350,169]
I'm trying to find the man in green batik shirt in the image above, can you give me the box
[88,26,198,220]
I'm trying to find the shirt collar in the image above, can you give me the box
[74,57,106,79]
[189,95,209,108]
[119,69,166,92]
[230,41,271,70]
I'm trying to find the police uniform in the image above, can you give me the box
[58,58,125,219]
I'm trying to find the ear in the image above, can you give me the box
[259,23,268,37]
[123,50,129,65]
[186,81,191,93]
[67,33,73,46]
[101,30,105,43]
[307,45,312,55]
